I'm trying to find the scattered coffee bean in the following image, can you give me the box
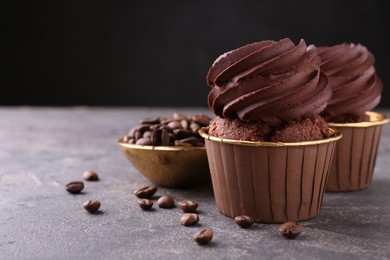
[234,215,255,228]
[134,186,157,199]
[137,198,153,210]
[193,228,213,245]
[83,170,99,181]
[83,200,101,213]
[65,181,84,194]
[181,213,199,226]
[279,221,302,239]
[122,113,211,147]
[157,195,175,208]
[178,200,198,213]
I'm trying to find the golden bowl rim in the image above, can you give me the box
[117,138,206,151]
[327,111,389,128]
[199,127,342,147]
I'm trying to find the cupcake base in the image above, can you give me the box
[200,128,342,223]
[326,111,389,192]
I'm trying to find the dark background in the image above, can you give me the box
[2,0,389,107]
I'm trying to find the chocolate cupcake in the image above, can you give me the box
[317,43,389,192]
[200,38,342,223]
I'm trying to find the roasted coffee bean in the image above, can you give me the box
[134,130,142,140]
[192,114,211,126]
[161,128,170,146]
[138,124,152,133]
[174,140,193,147]
[128,127,137,137]
[190,122,201,133]
[193,228,213,245]
[178,137,199,145]
[178,200,198,213]
[157,195,175,208]
[134,185,158,199]
[65,181,84,194]
[167,121,182,130]
[128,138,135,144]
[83,170,99,181]
[173,112,185,120]
[137,198,153,210]
[83,200,101,213]
[181,213,199,226]
[180,119,189,130]
[140,117,160,124]
[143,131,152,138]
[279,221,302,239]
[135,137,152,145]
[234,215,254,228]
[151,129,162,146]
[173,129,193,139]
[122,135,129,143]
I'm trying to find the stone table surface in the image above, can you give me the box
[1,107,390,260]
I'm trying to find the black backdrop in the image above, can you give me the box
[2,0,389,107]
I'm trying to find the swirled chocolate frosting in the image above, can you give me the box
[317,43,382,122]
[206,38,332,126]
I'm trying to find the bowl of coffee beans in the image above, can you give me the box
[118,112,212,188]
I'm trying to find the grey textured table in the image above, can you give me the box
[1,107,390,260]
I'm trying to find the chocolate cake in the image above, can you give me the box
[209,114,330,142]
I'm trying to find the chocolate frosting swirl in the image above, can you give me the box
[206,38,332,126]
[317,43,382,122]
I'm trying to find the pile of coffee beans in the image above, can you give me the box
[65,170,101,214]
[134,185,212,245]
[122,112,211,147]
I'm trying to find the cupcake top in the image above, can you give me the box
[317,43,383,122]
[206,38,332,126]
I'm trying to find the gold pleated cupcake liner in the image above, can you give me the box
[326,111,389,192]
[200,127,342,223]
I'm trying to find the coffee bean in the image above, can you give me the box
[174,140,193,147]
[134,130,142,141]
[65,181,84,194]
[83,200,101,213]
[143,131,152,138]
[83,170,99,181]
[137,198,153,210]
[193,228,213,245]
[128,127,137,137]
[135,137,152,145]
[279,222,302,239]
[234,215,254,228]
[157,195,175,208]
[190,122,201,133]
[192,114,211,126]
[128,138,135,144]
[181,213,199,226]
[167,121,182,130]
[178,200,198,213]
[173,112,185,120]
[140,117,160,124]
[180,119,189,130]
[122,135,129,143]
[151,129,162,146]
[161,128,170,146]
[134,186,158,199]
[173,129,193,139]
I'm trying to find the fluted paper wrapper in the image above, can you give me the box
[326,111,389,192]
[200,128,342,223]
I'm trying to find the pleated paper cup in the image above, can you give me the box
[199,128,342,223]
[326,111,389,192]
